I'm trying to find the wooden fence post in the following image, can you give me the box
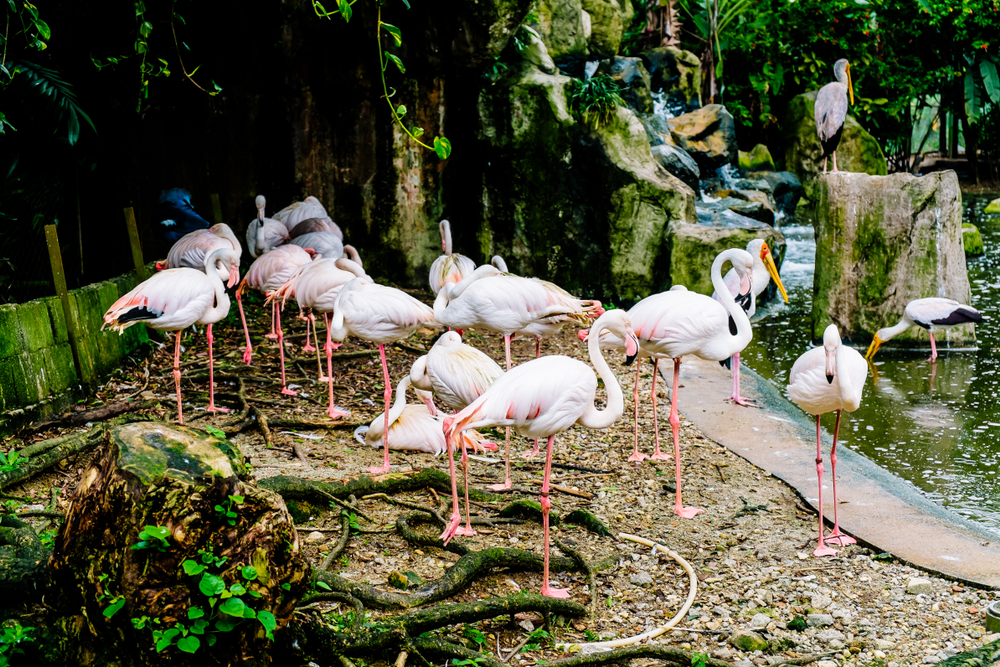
[123,207,149,282]
[210,193,223,224]
[45,225,88,384]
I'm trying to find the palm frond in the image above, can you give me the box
[11,60,96,145]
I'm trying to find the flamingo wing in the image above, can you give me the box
[104,269,214,331]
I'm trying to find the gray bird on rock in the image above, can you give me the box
[815,59,854,173]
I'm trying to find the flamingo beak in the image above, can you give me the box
[227,263,239,288]
[578,329,590,342]
[760,243,788,303]
[624,330,639,366]
[865,333,883,360]
[825,347,836,384]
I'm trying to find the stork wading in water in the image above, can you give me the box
[103,247,241,423]
[815,59,854,174]
[441,309,639,597]
[712,239,789,406]
[865,297,982,363]
[788,324,868,557]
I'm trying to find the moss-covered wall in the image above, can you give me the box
[0,272,149,417]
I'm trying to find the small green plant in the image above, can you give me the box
[451,659,484,667]
[38,528,57,548]
[0,622,35,665]
[214,495,244,527]
[342,510,362,533]
[568,74,624,128]
[583,629,600,642]
[464,626,487,648]
[0,451,24,473]
[131,525,171,552]
[522,628,550,652]
[204,426,227,440]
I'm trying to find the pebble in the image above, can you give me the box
[630,571,653,586]
[907,577,934,595]
[749,613,771,629]
[304,531,326,544]
[807,613,835,627]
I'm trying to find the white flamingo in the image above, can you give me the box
[441,309,639,598]
[103,247,240,423]
[246,195,290,258]
[865,297,983,362]
[289,231,343,259]
[273,196,328,234]
[429,220,475,296]
[789,324,868,557]
[409,331,504,414]
[289,216,344,240]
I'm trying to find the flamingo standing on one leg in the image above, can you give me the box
[788,324,868,557]
[429,220,476,297]
[865,297,982,363]
[329,275,436,473]
[441,309,639,597]
[245,195,290,260]
[712,239,789,407]
[235,244,316,394]
[103,247,240,423]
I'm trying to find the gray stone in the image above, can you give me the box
[521,31,558,75]
[985,197,1000,214]
[668,104,737,172]
[907,577,934,595]
[304,531,326,544]
[534,0,588,60]
[812,170,972,342]
[810,593,833,610]
[748,171,804,218]
[730,630,769,652]
[749,613,771,629]
[630,570,654,586]
[739,144,775,172]
[807,614,835,627]
[639,46,701,109]
[580,0,623,58]
[816,629,846,643]
[596,57,653,113]
[519,619,535,632]
[651,144,700,193]
[727,200,774,226]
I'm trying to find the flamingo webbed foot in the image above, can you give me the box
[726,396,759,408]
[488,480,513,492]
[674,505,704,519]
[540,585,571,599]
[328,406,351,420]
[813,544,839,558]
[440,513,462,544]
[303,344,317,352]
[824,530,856,546]
[264,333,279,340]
[206,405,230,414]
[281,387,298,396]
[454,525,478,537]
[367,463,391,475]
[521,448,540,458]
[243,348,253,365]
[649,451,672,461]
[627,451,648,463]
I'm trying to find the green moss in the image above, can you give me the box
[114,422,244,486]
[985,198,1000,214]
[963,223,984,256]
[739,144,775,173]
[0,305,19,359]
[17,300,55,352]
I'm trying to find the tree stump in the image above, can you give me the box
[50,422,310,667]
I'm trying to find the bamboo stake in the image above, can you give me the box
[123,207,149,282]
[44,225,87,384]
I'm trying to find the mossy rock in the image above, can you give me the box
[730,630,768,652]
[738,144,775,173]
[534,0,588,60]
[963,223,984,256]
[498,500,560,526]
[563,509,611,536]
[580,0,623,58]
[985,198,1000,214]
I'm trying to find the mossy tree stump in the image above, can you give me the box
[50,422,309,667]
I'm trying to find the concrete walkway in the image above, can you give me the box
[666,356,1000,589]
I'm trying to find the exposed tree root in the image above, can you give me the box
[937,637,1000,666]
[555,538,597,620]
[320,497,355,571]
[4,426,109,490]
[0,515,51,599]
[26,399,161,433]
[543,644,736,667]
[260,469,511,505]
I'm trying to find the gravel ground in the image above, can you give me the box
[10,290,999,666]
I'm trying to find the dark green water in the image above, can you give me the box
[742,193,1000,537]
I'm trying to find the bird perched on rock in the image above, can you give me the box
[815,59,854,174]
[865,297,982,362]
[154,189,211,244]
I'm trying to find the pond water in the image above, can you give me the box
[742,193,1000,537]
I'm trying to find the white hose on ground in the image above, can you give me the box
[556,532,699,654]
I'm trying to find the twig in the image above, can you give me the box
[15,510,65,519]
[713,463,726,483]
[551,462,612,474]
[394,341,429,355]
[771,651,838,666]
[502,636,531,664]
[293,443,310,465]
[363,493,445,524]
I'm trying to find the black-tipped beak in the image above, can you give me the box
[826,374,835,384]
[625,352,637,367]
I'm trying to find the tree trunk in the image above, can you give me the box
[49,422,310,667]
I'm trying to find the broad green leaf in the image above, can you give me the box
[183,560,207,576]
[980,59,1000,103]
[230,583,247,595]
[396,104,407,118]
[258,610,277,640]
[382,23,403,47]
[241,606,257,619]
[34,19,51,40]
[207,634,218,647]
[219,597,246,617]
[433,136,453,160]
[316,581,332,591]
[871,98,889,105]
[173,12,186,24]
[199,573,226,597]
[190,619,209,634]
[965,70,982,124]
[386,53,405,74]
[241,566,258,581]
[215,616,242,632]
[140,21,153,38]
[177,636,200,653]
[230,496,244,504]
[104,598,126,618]
[188,607,206,620]
[412,126,424,138]
[338,0,352,22]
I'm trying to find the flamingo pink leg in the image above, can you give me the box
[813,414,839,557]
[824,410,856,547]
[236,287,253,365]
[669,357,702,518]
[265,300,278,339]
[831,151,839,173]
[454,438,478,537]
[173,330,184,424]
[628,363,647,462]
[649,359,671,460]
[325,315,350,420]
[277,305,297,396]
[205,324,229,413]
[928,333,938,362]
[441,428,464,544]
[727,353,758,407]
[303,313,317,352]
[317,313,337,382]
[489,335,515,491]
[540,434,570,598]
[367,344,393,474]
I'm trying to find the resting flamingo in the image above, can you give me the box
[789,324,868,557]
[246,195,290,259]
[273,196,328,235]
[103,247,240,423]
[712,239,788,406]
[441,309,639,597]
[429,220,475,296]
[330,276,436,474]
[235,245,316,394]
[161,223,241,284]
[409,331,504,415]
[865,297,982,363]
[290,217,344,240]
[290,231,343,260]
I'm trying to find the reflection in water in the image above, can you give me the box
[742,195,1000,536]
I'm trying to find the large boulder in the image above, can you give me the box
[812,170,972,343]
[782,91,887,202]
[669,213,786,297]
[639,47,701,110]
[739,144,775,172]
[668,104,737,172]
[596,57,653,113]
[580,0,624,58]
[746,170,805,219]
[534,0,589,60]
[651,143,700,193]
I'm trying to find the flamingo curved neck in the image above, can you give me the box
[441,220,453,255]
[447,264,499,299]
[711,250,752,343]
[578,315,624,430]
[386,377,410,426]
[202,250,233,322]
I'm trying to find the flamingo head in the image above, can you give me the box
[228,262,240,288]
[759,242,789,303]
[442,414,456,435]
[590,309,639,366]
[303,247,317,257]
[823,324,841,383]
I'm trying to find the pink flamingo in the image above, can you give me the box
[273,196,328,235]
[289,231,343,259]
[441,309,639,597]
[788,324,867,557]
[409,331,504,414]
[235,245,316,395]
[245,195,290,259]
[270,257,369,419]
[289,217,343,240]
[103,247,240,423]
[329,275,436,474]
[429,220,476,296]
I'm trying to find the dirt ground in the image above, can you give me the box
[8,289,1000,667]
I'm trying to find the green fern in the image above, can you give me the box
[10,60,96,145]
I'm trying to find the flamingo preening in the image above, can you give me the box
[290,217,344,240]
[788,324,868,557]
[289,231,343,260]
[865,297,982,363]
[103,247,241,423]
[246,195,290,259]
[273,196,329,235]
[441,308,639,598]
[428,220,476,296]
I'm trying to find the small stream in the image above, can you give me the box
[741,193,1000,536]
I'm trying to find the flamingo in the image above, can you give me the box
[289,217,344,240]
[434,264,590,489]
[246,195,291,259]
[429,220,476,296]
[235,245,316,394]
[160,223,241,282]
[271,257,369,418]
[329,276,436,473]
[290,231,343,260]
[441,309,639,597]
[409,331,504,414]
[626,248,756,517]
[865,297,982,363]
[712,239,789,406]
[788,324,868,557]
[103,247,240,423]
[273,196,328,234]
